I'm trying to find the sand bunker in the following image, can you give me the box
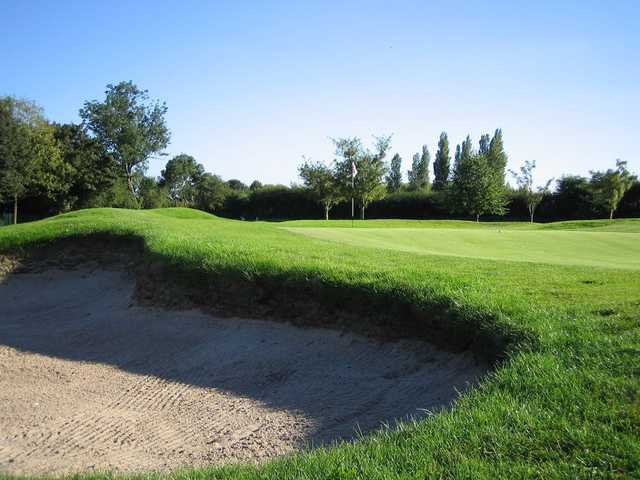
[0,265,486,475]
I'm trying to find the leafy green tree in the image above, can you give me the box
[139,176,169,209]
[0,96,66,223]
[385,153,403,193]
[333,135,391,219]
[421,145,431,188]
[159,154,204,206]
[553,175,594,220]
[93,177,140,209]
[53,123,117,211]
[509,160,553,222]
[196,173,230,213]
[79,81,170,202]
[227,179,248,191]
[487,128,508,185]
[299,158,342,220]
[479,133,491,155]
[433,132,450,191]
[460,135,474,164]
[407,145,430,190]
[451,135,507,221]
[408,152,420,189]
[0,97,39,223]
[249,180,263,191]
[589,159,636,219]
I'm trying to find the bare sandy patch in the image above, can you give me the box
[0,265,486,476]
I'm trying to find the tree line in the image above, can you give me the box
[298,130,635,222]
[1,81,638,224]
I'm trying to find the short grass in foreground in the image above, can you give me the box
[1,208,639,479]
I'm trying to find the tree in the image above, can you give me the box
[227,179,248,191]
[0,97,39,223]
[79,81,170,203]
[433,132,450,191]
[616,181,640,218]
[479,133,491,155]
[407,145,430,190]
[196,173,230,213]
[333,135,391,219]
[553,175,594,220]
[451,135,507,221]
[53,123,117,211]
[509,160,553,223]
[139,176,169,209]
[408,152,420,189]
[487,128,508,185]
[386,153,403,193]
[0,96,66,223]
[159,154,204,206]
[460,135,474,164]
[299,158,341,220]
[589,159,636,219]
[249,180,263,191]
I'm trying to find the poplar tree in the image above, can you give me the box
[451,135,507,221]
[479,133,491,155]
[487,128,508,185]
[421,144,431,188]
[407,145,430,190]
[433,132,450,191]
[385,153,403,193]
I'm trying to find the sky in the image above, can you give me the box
[2,0,639,188]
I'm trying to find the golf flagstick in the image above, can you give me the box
[351,161,357,228]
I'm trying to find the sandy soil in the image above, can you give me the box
[0,265,486,476]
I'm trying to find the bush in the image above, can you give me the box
[366,191,449,219]
[617,182,640,218]
[220,185,318,220]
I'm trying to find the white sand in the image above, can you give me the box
[0,266,486,475]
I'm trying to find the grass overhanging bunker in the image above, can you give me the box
[1,231,490,475]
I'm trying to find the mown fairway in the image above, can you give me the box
[0,209,639,479]
[284,225,640,270]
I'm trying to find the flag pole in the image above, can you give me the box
[351,178,354,228]
[351,161,355,228]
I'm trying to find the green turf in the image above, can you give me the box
[280,217,640,232]
[1,208,639,480]
[284,227,640,270]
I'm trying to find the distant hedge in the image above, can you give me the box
[215,183,640,222]
[7,181,640,224]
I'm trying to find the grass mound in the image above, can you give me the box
[0,208,638,479]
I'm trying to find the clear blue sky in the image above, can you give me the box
[2,0,638,187]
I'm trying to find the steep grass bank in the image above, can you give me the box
[1,208,639,479]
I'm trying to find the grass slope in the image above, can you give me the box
[1,208,639,479]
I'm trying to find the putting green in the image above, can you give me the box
[285,227,640,270]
